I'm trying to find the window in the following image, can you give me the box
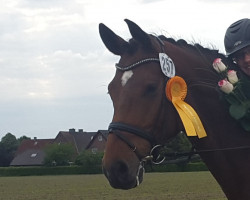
[91,148,97,154]
[98,135,103,141]
[31,153,37,158]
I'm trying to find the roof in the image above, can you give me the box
[97,130,109,138]
[10,149,46,166]
[85,130,109,151]
[16,139,54,154]
[54,130,97,154]
[10,138,53,166]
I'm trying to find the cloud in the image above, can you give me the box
[198,0,246,2]
[140,0,164,3]
[0,0,250,138]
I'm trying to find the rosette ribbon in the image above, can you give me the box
[166,76,207,138]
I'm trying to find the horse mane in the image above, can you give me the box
[158,35,241,81]
[157,35,227,90]
[158,35,222,60]
[128,34,226,63]
[128,34,236,77]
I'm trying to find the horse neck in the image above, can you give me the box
[163,42,250,199]
[182,61,250,199]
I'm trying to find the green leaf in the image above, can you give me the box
[229,104,247,120]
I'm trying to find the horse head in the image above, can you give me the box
[99,19,184,189]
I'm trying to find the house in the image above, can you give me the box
[10,129,109,166]
[86,130,109,154]
[10,138,54,166]
[54,129,97,154]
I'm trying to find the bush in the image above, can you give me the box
[145,162,208,173]
[0,165,103,177]
[0,162,207,177]
[43,143,75,166]
[75,151,103,167]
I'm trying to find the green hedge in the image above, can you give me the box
[0,162,208,177]
[145,162,208,173]
[0,165,103,177]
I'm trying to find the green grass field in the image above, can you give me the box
[0,172,226,200]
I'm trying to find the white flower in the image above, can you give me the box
[227,70,238,84]
[218,79,234,94]
[213,58,227,73]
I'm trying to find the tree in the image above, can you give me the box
[155,131,195,164]
[43,143,75,166]
[0,133,19,166]
[17,135,31,144]
[165,131,192,152]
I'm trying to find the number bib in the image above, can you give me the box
[159,53,175,78]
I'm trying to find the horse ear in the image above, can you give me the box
[124,19,152,48]
[99,23,129,56]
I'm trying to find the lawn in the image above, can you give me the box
[0,172,226,200]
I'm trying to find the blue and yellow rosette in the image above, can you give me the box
[166,76,207,138]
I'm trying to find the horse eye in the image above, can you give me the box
[144,84,157,96]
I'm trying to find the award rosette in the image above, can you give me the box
[166,76,207,138]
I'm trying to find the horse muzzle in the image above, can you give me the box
[103,160,145,190]
[102,122,154,189]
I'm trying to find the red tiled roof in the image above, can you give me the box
[16,139,54,155]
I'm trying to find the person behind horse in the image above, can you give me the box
[224,18,250,76]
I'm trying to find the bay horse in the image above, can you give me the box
[99,19,250,200]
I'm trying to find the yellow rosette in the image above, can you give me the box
[166,76,207,138]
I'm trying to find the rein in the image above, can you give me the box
[150,144,250,165]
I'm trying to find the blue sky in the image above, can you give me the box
[0,0,249,139]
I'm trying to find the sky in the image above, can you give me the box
[0,0,249,139]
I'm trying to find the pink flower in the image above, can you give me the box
[213,58,227,73]
[227,70,238,84]
[218,80,234,94]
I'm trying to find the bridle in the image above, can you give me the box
[108,122,156,160]
[108,36,168,164]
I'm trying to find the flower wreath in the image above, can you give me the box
[212,58,250,131]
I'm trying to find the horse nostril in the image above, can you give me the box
[112,161,128,176]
